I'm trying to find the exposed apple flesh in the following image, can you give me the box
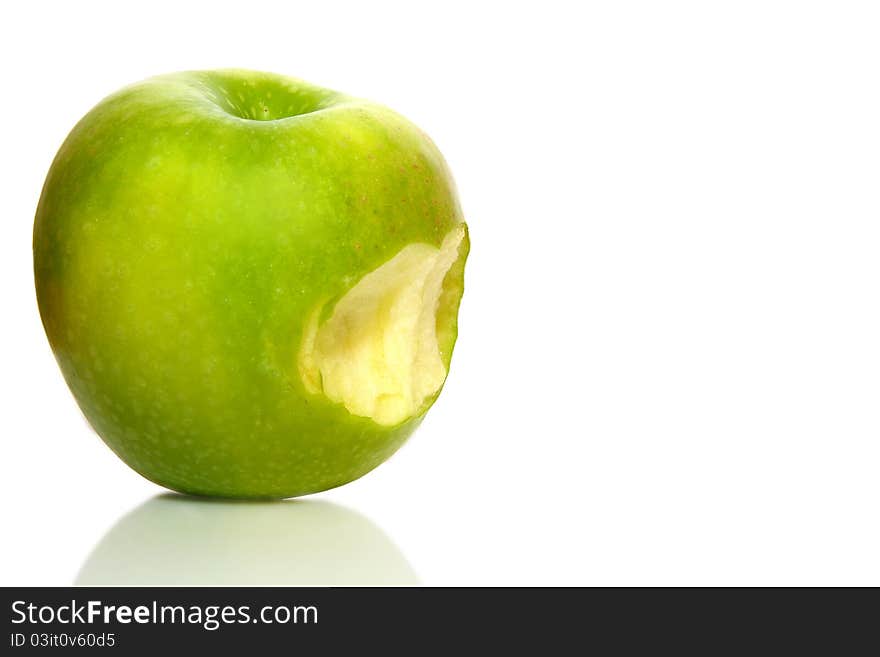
[300,223,467,426]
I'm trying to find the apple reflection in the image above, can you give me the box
[75,494,419,585]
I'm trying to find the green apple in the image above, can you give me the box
[34,69,469,498]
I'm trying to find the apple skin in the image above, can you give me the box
[34,70,468,498]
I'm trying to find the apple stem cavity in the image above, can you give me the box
[196,69,345,122]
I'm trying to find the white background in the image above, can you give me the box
[2,1,879,586]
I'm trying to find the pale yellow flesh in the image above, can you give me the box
[298,224,466,426]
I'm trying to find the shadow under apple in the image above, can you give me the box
[75,494,419,586]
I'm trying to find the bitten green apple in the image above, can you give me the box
[34,69,469,498]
